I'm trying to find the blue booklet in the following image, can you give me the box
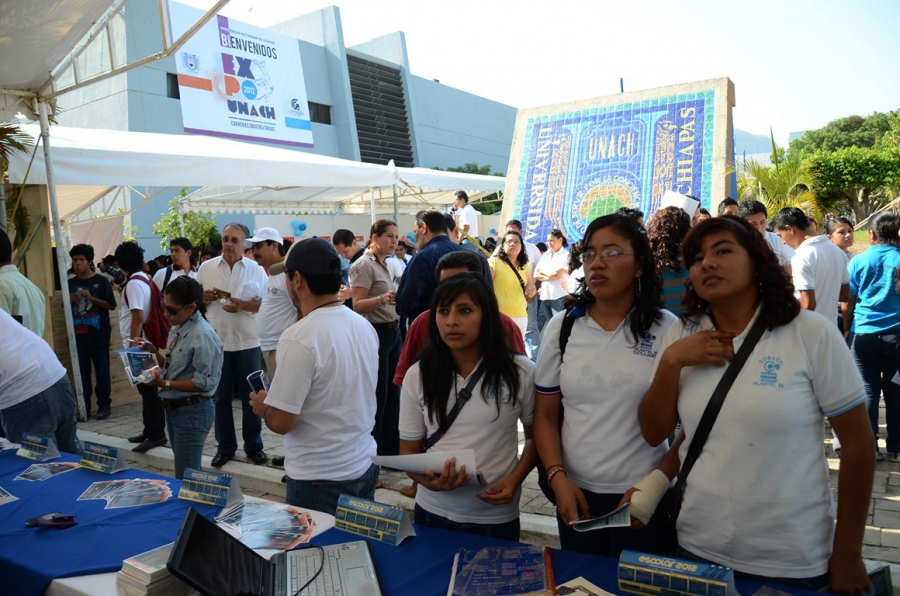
[448,546,556,596]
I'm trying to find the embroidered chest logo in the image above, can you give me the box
[753,356,784,388]
[487,381,512,403]
[633,333,658,358]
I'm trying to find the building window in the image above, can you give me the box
[308,102,331,125]
[166,73,180,99]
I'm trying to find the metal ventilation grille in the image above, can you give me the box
[347,55,414,167]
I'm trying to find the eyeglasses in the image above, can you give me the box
[581,249,635,263]
[163,304,192,316]
[504,240,521,246]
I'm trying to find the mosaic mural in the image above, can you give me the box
[504,80,733,243]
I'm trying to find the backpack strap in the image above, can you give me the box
[558,306,584,362]
[162,265,173,292]
[422,365,485,451]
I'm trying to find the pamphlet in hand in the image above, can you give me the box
[570,503,631,532]
[372,450,486,486]
[117,346,160,385]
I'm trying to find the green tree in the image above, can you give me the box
[0,122,35,247]
[431,163,505,215]
[789,111,894,154]
[737,154,822,220]
[152,188,221,250]
[807,147,900,222]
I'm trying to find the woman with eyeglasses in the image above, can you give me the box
[534,214,678,557]
[533,228,570,332]
[141,276,224,479]
[488,230,536,337]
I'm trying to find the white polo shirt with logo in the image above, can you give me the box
[791,234,850,322]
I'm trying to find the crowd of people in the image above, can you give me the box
[1,191,899,594]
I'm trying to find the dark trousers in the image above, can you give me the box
[414,504,520,542]
[374,327,402,456]
[557,488,669,557]
[677,546,830,590]
[76,343,112,414]
[214,348,264,456]
[136,382,166,440]
[851,330,900,452]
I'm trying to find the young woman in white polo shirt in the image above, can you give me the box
[399,273,537,541]
[639,216,874,593]
[534,214,678,557]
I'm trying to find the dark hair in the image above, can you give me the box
[565,214,664,346]
[548,228,568,248]
[869,212,900,246]
[717,197,739,215]
[419,273,521,425]
[616,207,645,221]
[699,207,711,217]
[164,275,207,318]
[331,229,356,247]
[536,242,548,253]
[824,216,854,237]
[370,219,397,238]
[648,207,691,272]
[455,190,469,203]
[567,240,583,274]
[416,209,449,235]
[497,230,528,268]
[772,207,811,231]
[288,270,342,295]
[69,243,95,262]
[114,241,145,274]
[434,250,483,281]
[169,237,197,264]
[737,199,768,220]
[223,222,251,239]
[443,213,457,232]
[681,216,799,329]
[0,229,11,264]
[505,219,523,231]
[102,254,117,267]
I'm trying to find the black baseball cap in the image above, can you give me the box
[269,238,341,276]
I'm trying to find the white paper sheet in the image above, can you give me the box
[372,450,485,485]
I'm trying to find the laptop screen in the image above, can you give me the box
[168,508,268,596]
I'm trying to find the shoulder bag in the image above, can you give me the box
[422,365,486,451]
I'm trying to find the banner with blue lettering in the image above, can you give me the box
[169,1,314,148]
[507,89,721,244]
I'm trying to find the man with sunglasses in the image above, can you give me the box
[196,223,269,468]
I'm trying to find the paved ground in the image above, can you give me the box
[77,395,900,578]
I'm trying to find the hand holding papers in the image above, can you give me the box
[372,450,486,486]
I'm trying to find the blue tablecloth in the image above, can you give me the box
[0,449,217,596]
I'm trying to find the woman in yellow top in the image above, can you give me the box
[488,230,536,337]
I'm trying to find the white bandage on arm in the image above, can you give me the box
[629,469,670,525]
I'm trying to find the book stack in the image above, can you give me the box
[117,542,194,596]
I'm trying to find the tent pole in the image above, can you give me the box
[392,184,399,224]
[0,181,6,232]
[369,188,376,225]
[37,99,87,421]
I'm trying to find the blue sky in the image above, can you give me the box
[182,0,900,145]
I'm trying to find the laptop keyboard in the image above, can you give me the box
[289,548,342,595]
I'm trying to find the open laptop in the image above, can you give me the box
[167,507,384,596]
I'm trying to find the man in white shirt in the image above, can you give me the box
[773,207,850,321]
[196,223,269,467]
[0,229,46,335]
[453,190,480,239]
[115,241,167,453]
[738,200,795,274]
[249,238,379,514]
[245,227,297,376]
[152,237,197,292]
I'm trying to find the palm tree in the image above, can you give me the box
[0,121,35,243]
[737,154,822,221]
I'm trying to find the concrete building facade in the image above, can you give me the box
[57,4,516,249]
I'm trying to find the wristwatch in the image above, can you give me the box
[165,380,171,389]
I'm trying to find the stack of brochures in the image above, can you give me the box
[117,542,194,596]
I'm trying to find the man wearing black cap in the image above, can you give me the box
[249,239,380,513]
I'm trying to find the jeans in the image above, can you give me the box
[286,463,379,514]
[136,382,166,440]
[166,399,215,480]
[0,375,83,455]
[414,504,520,542]
[538,296,566,332]
[556,489,668,557]
[76,343,112,413]
[677,546,830,590]
[374,327,402,456]
[851,330,900,452]
[525,297,540,360]
[214,348,264,456]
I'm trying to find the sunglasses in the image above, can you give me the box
[163,303,192,316]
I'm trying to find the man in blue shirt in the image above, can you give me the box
[396,210,491,322]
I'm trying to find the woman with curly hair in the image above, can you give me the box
[639,216,874,593]
[647,206,692,315]
[534,214,679,556]
[488,230,536,337]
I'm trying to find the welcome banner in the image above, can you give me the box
[502,79,734,243]
[169,1,314,148]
